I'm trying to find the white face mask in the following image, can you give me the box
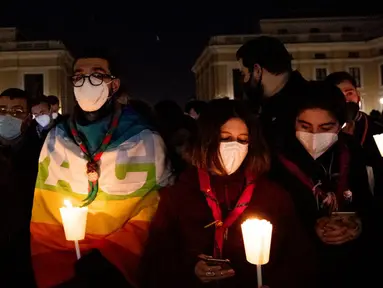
[219,141,248,175]
[74,78,110,112]
[52,112,58,120]
[296,131,338,160]
[36,114,51,128]
[0,115,22,140]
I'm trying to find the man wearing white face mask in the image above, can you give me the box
[31,97,56,140]
[30,49,172,288]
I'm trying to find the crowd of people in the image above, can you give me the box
[2,36,383,288]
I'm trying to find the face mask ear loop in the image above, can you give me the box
[105,79,118,102]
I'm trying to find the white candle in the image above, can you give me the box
[241,218,273,288]
[59,200,88,259]
[60,200,88,240]
[373,134,383,156]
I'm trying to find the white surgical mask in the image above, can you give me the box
[219,141,248,175]
[296,131,338,160]
[52,112,58,119]
[0,115,22,140]
[36,114,51,128]
[74,79,110,112]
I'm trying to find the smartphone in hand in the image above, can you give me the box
[330,212,358,229]
[200,257,232,269]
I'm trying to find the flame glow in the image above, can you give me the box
[64,199,73,208]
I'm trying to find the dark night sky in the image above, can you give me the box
[0,0,382,106]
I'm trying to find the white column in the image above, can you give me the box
[226,65,234,99]
[226,62,240,99]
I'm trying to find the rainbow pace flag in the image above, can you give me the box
[30,107,172,288]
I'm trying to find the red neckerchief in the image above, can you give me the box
[278,142,350,213]
[198,169,256,258]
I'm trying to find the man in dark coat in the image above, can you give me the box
[236,36,309,149]
[0,88,42,287]
[326,71,383,209]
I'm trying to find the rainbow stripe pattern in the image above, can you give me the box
[30,108,172,288]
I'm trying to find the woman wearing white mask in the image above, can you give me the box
[140,98,319,288]
[273,81,377,288]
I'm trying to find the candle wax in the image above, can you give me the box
[241,218,273,265]
[59,200,88,241]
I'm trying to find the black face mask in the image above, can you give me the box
[242,71,264,111]
[345,102,360,122]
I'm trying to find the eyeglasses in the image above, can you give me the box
[0,107,28,118]
[70,73,116,87]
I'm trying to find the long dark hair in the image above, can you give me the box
[190,98,270,176]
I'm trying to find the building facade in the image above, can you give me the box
[0,27,74,113]
[192,15,383,113]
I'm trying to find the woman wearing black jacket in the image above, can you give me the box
[270,81,378,288]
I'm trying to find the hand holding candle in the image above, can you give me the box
[59,200,88,259]
[241,219,273,288]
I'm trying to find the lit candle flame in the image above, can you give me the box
[60,199,88,242]
[64,199,73,208]
[241,218,273,265]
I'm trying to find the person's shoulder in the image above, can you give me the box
[158,166,199,210]
[182,114,197,129]
[23,121,38,137]
[290,70,308,84]
[255,174,297,209]
[250,174,297,218]
[54,117,71,137]
[256,174,289,196]
[340,132,362,152]
[135,128,165,149]
[119,106,159,137]
[122,104,152,127]
[288,71,309,90]
[365,113,383,134]
[160,166,199,195]
[167,165,198,188]
[339,133,368,166]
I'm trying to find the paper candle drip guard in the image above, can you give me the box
[241,218,273,288]
[59,200,89,259]
[373,133,383,157]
